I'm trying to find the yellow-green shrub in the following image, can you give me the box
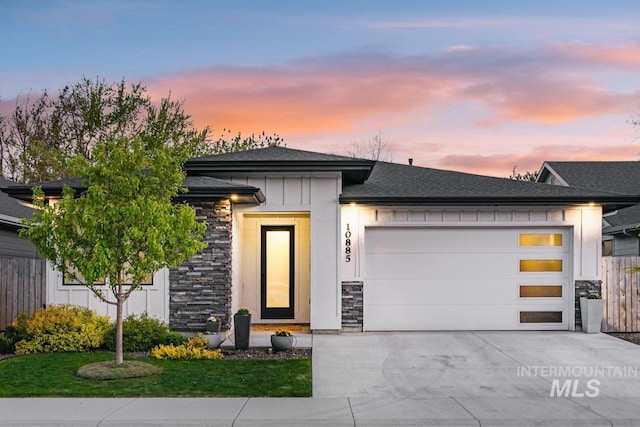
[150,334,223,360]
[12,304,111,355]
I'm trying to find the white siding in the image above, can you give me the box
[46,266,170,322]
[233,173,341,331]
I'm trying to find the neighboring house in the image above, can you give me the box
[4,147,640,332]
[0,177,38,258]
[537,161,640,257]
[0,176,45,331]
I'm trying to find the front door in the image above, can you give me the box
[261,225,295,319]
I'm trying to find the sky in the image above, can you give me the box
[1,0,640,177]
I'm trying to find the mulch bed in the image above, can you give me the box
[607,332,640,345]
[221,347,311,360]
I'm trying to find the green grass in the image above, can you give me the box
[0,352,311,397]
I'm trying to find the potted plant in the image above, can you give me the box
[580,293,605,333]
[200,331,223,349]
[270,328,294,352]
[233,307,251,350]
[205,316,221,333]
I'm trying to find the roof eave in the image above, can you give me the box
[175,188,265,204]
[185,160,375,184]
[339,195,640,209]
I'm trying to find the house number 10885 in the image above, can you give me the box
[345,224,352,262]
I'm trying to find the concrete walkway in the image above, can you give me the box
[2,331,640,425]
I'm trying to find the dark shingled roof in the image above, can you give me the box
[0,177,34,220]
[191,146,363,162]
[539,161,640,194]
[538,161,640,231]
[186,146,374,184]
[341,161,640,208]
[604,204,640,228]
[2,175,264,204]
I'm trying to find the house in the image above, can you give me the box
[0,177,38,258]
[537,161,640,257]
[0,177,45,331]
[4,147,640,332]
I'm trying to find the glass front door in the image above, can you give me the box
[261,226,295,319]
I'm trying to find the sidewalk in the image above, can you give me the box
[1,395,636,426]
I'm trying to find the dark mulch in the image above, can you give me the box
[221,347,311,360]
[607,332,640,346]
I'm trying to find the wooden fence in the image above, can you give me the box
[601,256,640,332]
[0,257,46,331]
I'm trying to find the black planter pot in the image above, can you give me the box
[206,321,221,334]
[234,314,251,350]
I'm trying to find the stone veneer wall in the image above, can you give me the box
[342,281,363,331]
[169,200,232,332]
[575,280,602,330]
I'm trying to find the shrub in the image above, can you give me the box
[150,334,224,360]
[0,333,13,354]
[103,313,188,352]
[11,304,111,355]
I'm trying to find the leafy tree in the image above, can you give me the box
[346,131,394,161]
[0,77,282,182]
[22,136,207,365]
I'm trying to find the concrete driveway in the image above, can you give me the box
[312,331,640,424]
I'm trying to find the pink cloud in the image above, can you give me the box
[142,45,638,138]
[554,42,640,68]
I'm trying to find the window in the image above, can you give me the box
[519,259,563,272]
[519,285,563,298]
[520,311,563,323]
[602,240,613,257]
[519,233,563,247]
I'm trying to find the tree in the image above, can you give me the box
[346,131,394,161]
[22,137,207,365]
[0,77,282,182]
[509,166,539,182]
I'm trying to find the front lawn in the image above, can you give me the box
[0,352,311,397]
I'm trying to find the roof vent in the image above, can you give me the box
[408,158,413,166]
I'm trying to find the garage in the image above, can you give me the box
[364,227,571,331]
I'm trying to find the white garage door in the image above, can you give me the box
[364,227,571,331]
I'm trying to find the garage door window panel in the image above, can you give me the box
[519,234,563,247]
[519,311,563,323]
[519,285,563,298]
[519,259,563,272]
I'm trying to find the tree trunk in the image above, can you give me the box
[115,297,124,365]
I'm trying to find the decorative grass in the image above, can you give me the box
[0,352,311,397]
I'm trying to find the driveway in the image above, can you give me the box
[312,331,640,423]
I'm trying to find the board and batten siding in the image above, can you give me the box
[44,265,170,323]
[231,173,342,331]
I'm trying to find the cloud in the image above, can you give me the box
[140,42,640,138]
[554,42,640,69]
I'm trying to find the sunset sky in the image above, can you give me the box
[2,0,640,177]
